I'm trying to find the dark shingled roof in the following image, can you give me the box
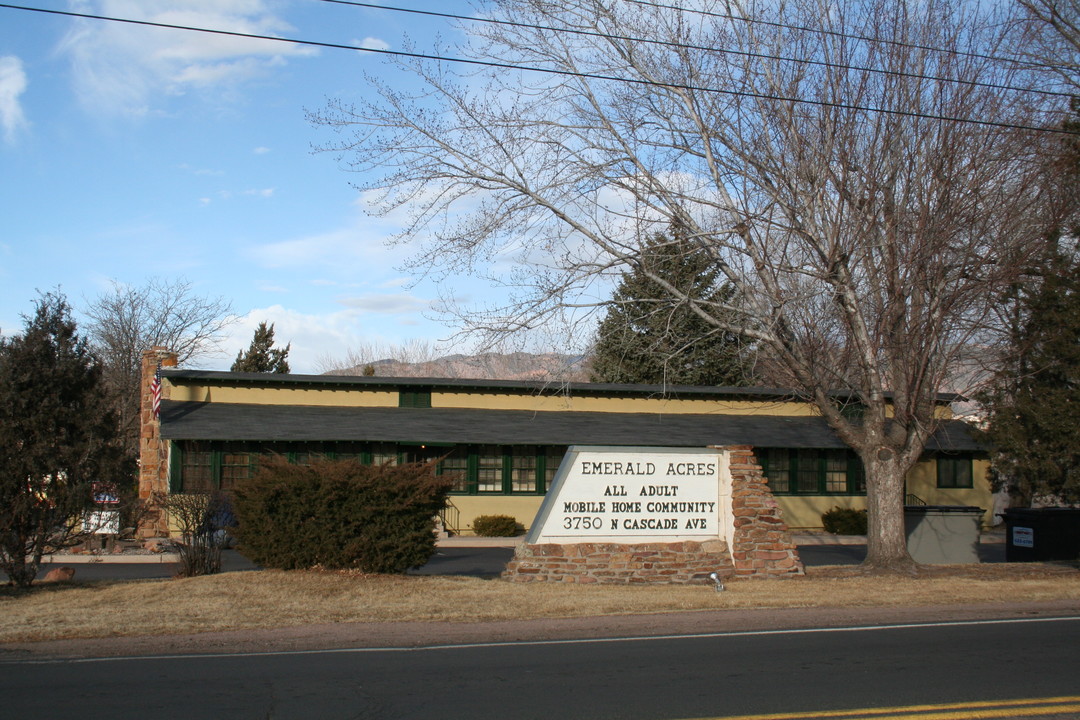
[158,400,982,452]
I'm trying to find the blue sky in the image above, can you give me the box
[0,0,512,372]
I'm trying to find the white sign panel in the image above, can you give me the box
[528,446,729,544]
[83,510,120,535]
[1012,526,1035,548]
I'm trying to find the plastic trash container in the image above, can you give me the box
[1003,508,1080,562]
[904,505,984,564]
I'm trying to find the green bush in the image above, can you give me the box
[821,507,868,535]
[231,456,453,573]
[471,514,523,537]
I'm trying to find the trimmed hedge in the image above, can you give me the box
[232,456,453,573]
[821,506,868,535]
[471,514,522,537]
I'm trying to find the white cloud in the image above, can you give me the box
[57,1,316,117]
[336,293,430,315]
[0,56,29,143]
[246,211,400,270]
[356,37,390,51]
[243,187,275,197]
[218,305,431,374]
[253,146,270,154]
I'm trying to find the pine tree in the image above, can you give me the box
[590,230,752,386]
[0,292,131,587]
[980,107,1080,506]
[231,322,291,373]
[980,244,1080,505]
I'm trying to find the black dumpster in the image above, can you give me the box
[904,505,985,564]
[1003,507,1080,562]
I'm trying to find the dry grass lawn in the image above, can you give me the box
[2,563,1078,644]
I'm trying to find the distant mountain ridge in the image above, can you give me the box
[331,351,590,382]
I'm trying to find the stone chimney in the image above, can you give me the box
[137,347,178,537]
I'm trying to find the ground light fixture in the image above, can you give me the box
[709,571,725,592]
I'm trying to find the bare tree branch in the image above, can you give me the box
[311,0,1070,570]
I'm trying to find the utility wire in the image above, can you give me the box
[313,0,1073,100]
[623,0,1060,72]
[0,2,1073,136]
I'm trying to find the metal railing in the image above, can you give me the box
[905,493,928,506]
[439,499,461,536]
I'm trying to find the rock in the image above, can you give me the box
[143,538,166,552]
[41,566,75,583]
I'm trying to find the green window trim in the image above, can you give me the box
[760,447,866,496]
[398,388,432,408]
[169,441,567,497]
[937,454,974,489]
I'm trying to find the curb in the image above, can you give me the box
[40,533,1007,563]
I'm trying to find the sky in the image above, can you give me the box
[0,0,524,373]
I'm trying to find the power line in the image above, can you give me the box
[0,2,1073,136]
[312,0,1073,100]
[623,0,1060,72]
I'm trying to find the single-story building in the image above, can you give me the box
[138,348,990,536]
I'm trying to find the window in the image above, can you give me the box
[510,446,537,493]
[761,448,865,495]
[439,449,469,492]
[370,443,398,466]
[477,446,503,492]
[180,448,213,492]
[398,388,432,408]
[937,455,973,488]
[219,452,252,491]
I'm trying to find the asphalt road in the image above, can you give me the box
[2,615,1076,719]
[22,542,1006,582]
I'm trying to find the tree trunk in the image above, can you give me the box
[863,450,916,573]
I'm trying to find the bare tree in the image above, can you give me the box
[314,339,445,375]
[83,278,235,454]
[311,0,1070,571]
[1019,0,1080,89]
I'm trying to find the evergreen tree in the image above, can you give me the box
[231,322,291,373]
[590,231,752,386]
[0,292,131,587]
[980,108,1080,505]
[980,243,1080,505]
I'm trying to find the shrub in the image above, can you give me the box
[471,514,522,537]
[231,456,453,573]
[821,507,868,535]
[157,491,231,577]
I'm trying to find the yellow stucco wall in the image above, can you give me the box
[433,391,822,416]
[776,458,993,530]
[166,382,399,407]
[446,495,546,535]
[165,377,956,420]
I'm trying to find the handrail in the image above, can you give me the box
[905,493,928,506]
[439,498,461,536]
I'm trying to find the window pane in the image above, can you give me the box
[477,445,503,492]
[763,449,790,493]
[825,450,848,493]
[796,450,820,493]
[545,447,567,487]
[219,452,251,491]
[371,443,398,466]
[510,446,537,493]
[938,457,973,488]
[440,449,469,493]
[181,450,212,492]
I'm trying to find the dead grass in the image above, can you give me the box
[1,564,1077,644]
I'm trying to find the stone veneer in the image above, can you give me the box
[503,445,803,583]
[137,347,177,538]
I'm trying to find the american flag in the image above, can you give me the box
[150,363,162,419]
